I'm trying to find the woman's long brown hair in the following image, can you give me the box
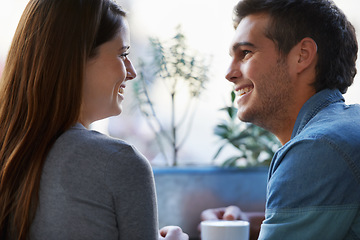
[0,0,126,239]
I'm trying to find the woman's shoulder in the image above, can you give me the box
[51,123,149,168]
[60,123,132,152]
[46,123,152,188]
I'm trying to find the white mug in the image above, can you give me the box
[201,220,250,240]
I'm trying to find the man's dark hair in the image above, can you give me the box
[234,0,358,93]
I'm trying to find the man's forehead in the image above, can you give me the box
[230,13,270,49]
[237,13,269,37]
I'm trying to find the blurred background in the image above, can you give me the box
[1,0,359,166]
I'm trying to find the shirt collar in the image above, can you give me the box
[73,122,87,130]
[291,89,344,139]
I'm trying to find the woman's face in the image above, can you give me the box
[80,19,136,128]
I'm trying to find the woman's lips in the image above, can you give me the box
[118,83,126,94]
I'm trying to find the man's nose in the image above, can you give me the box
[225,60,241,83]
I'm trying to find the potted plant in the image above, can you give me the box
[213,90,281,168]
[133,25,210,166]
[133,27,281,239]
[147,91,280,238]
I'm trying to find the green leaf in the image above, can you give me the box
[212,144,226,160]
[222,156,243,167]
[231,90,236,102]
[214,91,281,168]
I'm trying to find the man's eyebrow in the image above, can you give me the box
[232,42,255,52]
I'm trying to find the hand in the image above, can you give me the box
[159,226,189,240]
[201,205,245,221]
[200,206,264,240]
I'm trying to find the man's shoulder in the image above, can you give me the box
[295,102,360,153]
[270,101,360,192]
[293,89,360,144]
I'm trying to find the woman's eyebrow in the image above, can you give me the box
[119,45,130,51]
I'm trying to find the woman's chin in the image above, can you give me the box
[115,106,123,116]
[108,105,123,118]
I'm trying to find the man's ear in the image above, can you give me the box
[296,37,318,73]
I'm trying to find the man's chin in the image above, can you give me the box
[237,110,252,123]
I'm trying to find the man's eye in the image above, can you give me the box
[242,50,252,60]
[243,50,251,56]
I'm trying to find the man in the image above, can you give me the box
[202,0,360,239]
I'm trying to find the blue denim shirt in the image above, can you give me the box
[259,89,360,239]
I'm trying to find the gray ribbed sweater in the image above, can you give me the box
[30,123,158,240]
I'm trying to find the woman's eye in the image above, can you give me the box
[119,52,129,59]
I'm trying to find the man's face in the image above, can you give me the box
[226,13,296,131]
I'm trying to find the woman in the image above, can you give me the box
[0,0,188,239]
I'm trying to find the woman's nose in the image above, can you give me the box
[125,59,137,80]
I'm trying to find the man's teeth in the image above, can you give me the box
[118,88,124,94]
[238,87,253,96]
